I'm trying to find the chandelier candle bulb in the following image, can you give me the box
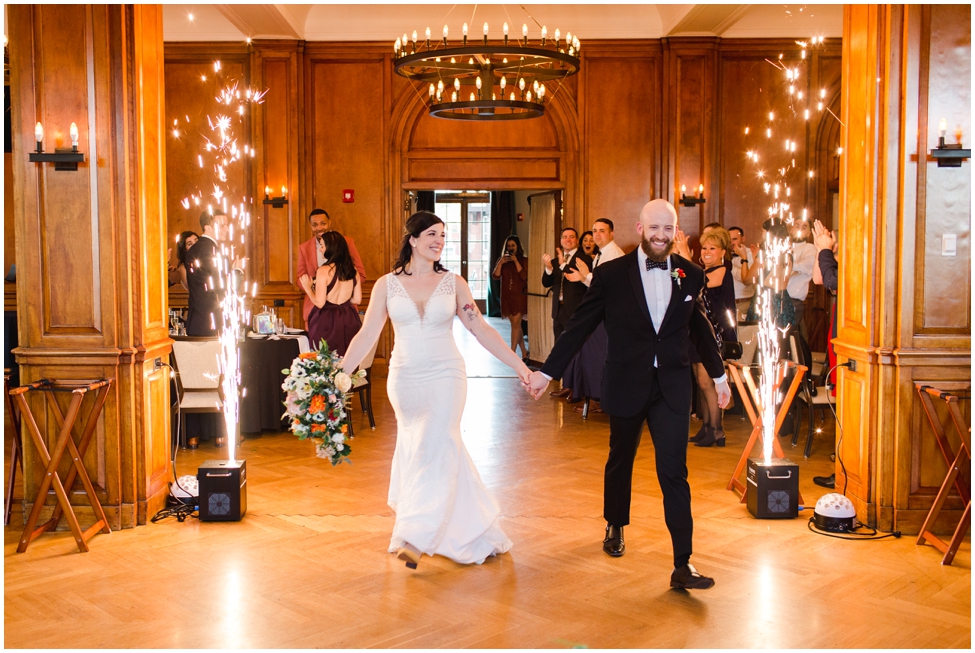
[555,28,560,48]
[503,22,509,45]
[424,27,430,48]
[463,22,467,45]
[411,30,417,53]
[525,90,532,103]
[541,26,547,46]
[443,25,448,46]
[483,22,488,45]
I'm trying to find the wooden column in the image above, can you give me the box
[251,40,304,327]
[8,4,171,528]
[663,37,719,239]
[835,5,971,532]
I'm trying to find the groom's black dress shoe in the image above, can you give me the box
[670,563,715,590]
[603,525,624,557]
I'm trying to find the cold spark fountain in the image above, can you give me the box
[175,61,267,464]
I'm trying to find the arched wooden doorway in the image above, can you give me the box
[387,87,581,362]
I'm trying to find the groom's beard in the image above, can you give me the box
[641,233,674,262]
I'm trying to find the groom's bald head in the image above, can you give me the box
[637,199,678,262]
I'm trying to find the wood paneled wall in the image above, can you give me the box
[9,5,171,528]
[836,4,971,532]
[163,36,841,369]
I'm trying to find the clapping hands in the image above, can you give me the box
[673,229,692,260]
[565,257,590,283]
[812,220,837,252]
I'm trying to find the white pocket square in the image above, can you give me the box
[684,295,693,302]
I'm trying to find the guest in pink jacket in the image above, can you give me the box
[297,208,367,327]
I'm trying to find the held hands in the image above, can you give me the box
[565,257,590,283]
[715,379,732,409]
[524,370,550,399]
[812,220,837,252]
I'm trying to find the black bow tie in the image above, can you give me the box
[645,259,668,271]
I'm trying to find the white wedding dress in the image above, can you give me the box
[383,272,513,564]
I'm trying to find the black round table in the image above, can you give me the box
[239,336,303,434]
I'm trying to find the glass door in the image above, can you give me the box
[435,191,491,312]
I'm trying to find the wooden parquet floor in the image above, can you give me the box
[3,319,970,648]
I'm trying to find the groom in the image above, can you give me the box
[526,199,731,590]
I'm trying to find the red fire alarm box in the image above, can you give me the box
[342,189,354,203]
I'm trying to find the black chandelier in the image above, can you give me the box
[393,20,581,121]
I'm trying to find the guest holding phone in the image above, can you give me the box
[492,236,529,361]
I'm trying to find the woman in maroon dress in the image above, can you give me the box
[491,236,528,360]
[298,231,362,355]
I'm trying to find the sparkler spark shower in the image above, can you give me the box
[741,38,834,464]
[173,61,267,463]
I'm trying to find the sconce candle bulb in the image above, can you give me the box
[35,122,44,152]
[69,122,80,150]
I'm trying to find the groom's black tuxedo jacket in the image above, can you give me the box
[540,250,724,418]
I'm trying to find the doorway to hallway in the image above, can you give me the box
[434,191,492,312]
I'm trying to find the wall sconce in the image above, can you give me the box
[930,118,970,167]
[28,121,86,171]
[263,185,288,208]
[679,184,706,208]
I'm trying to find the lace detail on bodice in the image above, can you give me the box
[385,272,457,343]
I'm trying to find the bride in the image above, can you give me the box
[341,211,533,569]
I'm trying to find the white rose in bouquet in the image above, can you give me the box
[334,372,353,393]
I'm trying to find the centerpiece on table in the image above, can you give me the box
[281,341,366,465]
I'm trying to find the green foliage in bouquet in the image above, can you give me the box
[281,340,366,465]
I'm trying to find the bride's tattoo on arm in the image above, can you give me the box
[462,302,480,333]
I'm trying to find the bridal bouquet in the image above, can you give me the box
[281,341,366,465]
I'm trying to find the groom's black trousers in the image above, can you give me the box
[605,374,693,569]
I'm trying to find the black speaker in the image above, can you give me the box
[746,458,799,519]
[197,459,247,521]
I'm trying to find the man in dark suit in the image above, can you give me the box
[541,227,593,398]
[542,227,593,341]
[526,199,731,590]
[184,210,227,337]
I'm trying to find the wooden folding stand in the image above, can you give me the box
[4,371,23,525]
[915,384,971,566]
[726,360,806,504]
[10,379,113,553]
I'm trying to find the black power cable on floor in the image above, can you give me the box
[807,518,902,541]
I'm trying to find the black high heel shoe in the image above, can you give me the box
[689,424,711,443]
[694,427,726,447]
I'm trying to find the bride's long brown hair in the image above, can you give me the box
[392,211,449,275]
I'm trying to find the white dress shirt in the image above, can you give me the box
[544,248,578,275]
[583,240,625,286]
[787,241,817,301]
[731,249,755,300]
[635,246,672,332]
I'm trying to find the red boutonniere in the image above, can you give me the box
[671,268,686,288]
